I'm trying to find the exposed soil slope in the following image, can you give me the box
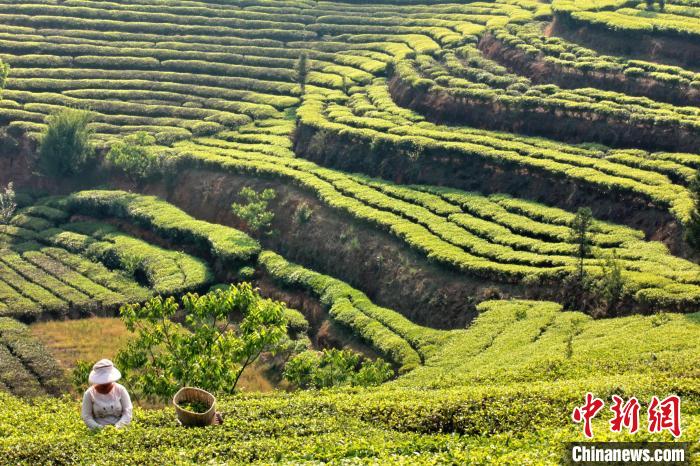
[128,169,529,329]
[550,15,700,71]
[477,32,700,107]
[388,70,700,153]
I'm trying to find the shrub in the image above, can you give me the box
[38,109,94,176]
[0,59,7,91]
[598,250,625,314]
[71,359,92,392]
[685,169,700,251]
[294,201,314,224]
[354,357,394,387]
[106,132,164,180]
[650,311,671,327]
[569,207,593,282]
[282,351,318,389]
[190,121,224,136]
[231,187,276,236]
[284,308,310,336]
[284,348,392,389]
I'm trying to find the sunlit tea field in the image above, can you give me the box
[0,0,698,463]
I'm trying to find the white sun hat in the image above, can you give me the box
[88,359,122,385]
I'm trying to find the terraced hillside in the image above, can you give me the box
[0,0,698,463]
[0,0,697,229]
[0,317,63,397]
[483,22,700,104]
[0,193,698,463]
[0,197,220,320]
[390,42,700,150]
[552,0,700,66]
[0,191,424,373]
[175,132,700,313]
[296,79,696,223]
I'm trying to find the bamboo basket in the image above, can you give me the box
[173,386,216,427]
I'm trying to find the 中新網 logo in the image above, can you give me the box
[572,392,681,438]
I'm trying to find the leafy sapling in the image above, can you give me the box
[116,283,287,400]
[231,187,277,236]
[106,131,164,180]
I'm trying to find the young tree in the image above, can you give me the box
[354,357,394,387]
[0,182,16,224]
[645,0,654,9]
[116,283,287,400]
[295,53,309,95]
[570,207,594,281]
[39,108,94,176]
[599,250,625,314]
[283,351,319,389]
[231,187,276,235]
[658,0,665,10]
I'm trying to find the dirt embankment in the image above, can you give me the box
[293,123,686,257]
[550,14,700,71]
[477,33,700,107]
[388,71,700,153]
[256,275,382,360]
[1,148,526,328]
[2,135,696,322]
[127,169,527,329]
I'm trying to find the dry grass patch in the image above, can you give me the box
[30,317,130,371]
[31,317,277,393]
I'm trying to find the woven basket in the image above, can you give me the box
[173,387,216,427]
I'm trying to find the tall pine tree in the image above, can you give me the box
[295,53,308,96]
[570,207,593,282]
